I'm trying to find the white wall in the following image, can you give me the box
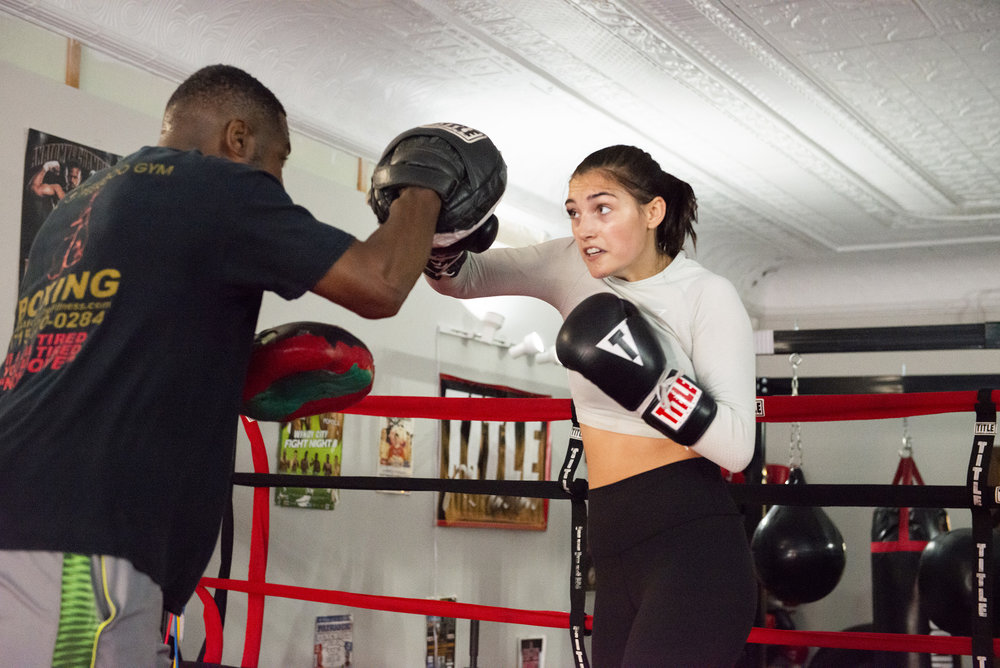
[0,13,989,666]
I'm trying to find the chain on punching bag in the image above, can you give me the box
[870,419,950,667]
[751,354,846,606]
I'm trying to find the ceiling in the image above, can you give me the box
[3,0,999,326]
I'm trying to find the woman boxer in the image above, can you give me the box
[427,144,757,666]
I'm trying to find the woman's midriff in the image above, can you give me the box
[580,423,701,489]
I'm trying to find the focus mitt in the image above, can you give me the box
[367,122,506,248]
[242,322,374,422]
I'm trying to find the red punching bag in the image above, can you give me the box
[751,466,847,606]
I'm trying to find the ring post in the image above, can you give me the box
[559,404,591,668]
[968,389,998,666]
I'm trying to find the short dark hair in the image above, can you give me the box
[166,64,286,139]
[572,145,697,257]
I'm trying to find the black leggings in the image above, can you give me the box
[588,458,757,667]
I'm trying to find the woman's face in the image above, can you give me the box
[565,170,666,282]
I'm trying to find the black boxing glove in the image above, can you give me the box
[556,293,717,447]
[424,214,498,280]
[368,122,506,247]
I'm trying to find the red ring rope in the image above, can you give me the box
[340,390,1000,422]
[198,575,993,656]
[200,390,999,662]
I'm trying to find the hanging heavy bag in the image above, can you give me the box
[871,453,949,668]
[751,466,847,606]
[918,527,1000,636]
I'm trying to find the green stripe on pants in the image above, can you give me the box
[52,553,100,667]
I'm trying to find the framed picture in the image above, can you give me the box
[436,374,551,530]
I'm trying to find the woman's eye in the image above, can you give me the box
[566,209,579,219]
[598,204,611,214]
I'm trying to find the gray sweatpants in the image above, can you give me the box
[0,550,171,667]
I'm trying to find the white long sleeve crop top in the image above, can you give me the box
[428,238,757,472]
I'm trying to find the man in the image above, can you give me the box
[0,64,501,665]
[63,160,84,192]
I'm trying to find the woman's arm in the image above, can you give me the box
[426,237,581,305]
[685,277,757,472]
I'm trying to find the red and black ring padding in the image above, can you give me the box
[241,322,374,422]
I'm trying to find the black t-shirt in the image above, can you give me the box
[0,146,354,612]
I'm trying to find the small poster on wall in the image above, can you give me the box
[425,603,456,668]
[377,416,414,492]
[20,129,121,282]
[314,614,352,668]
[517,636,545,668]
[436,374,551,530]
[275,412,344,509]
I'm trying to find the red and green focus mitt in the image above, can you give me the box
[241,322,374,422]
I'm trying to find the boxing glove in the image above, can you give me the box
[424,214,498,279]
[556,293,717,446]
[368,122,506,246]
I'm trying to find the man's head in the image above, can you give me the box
[64,161,83,190]
[159,65,290,181]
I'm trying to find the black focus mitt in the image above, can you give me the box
[367,122,506,248]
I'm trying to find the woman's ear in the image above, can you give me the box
[644,196,667,229]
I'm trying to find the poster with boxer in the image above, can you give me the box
[20,129,121,283]
[274,412,344,509]
[436,374,551,530]
[377,416,414,493]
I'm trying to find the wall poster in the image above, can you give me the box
[275,412,344,509]
[20,129,121,282]
[517,636,545,668]
[425,602,456,668]
[436,374,551,530]
[314,613,352,668]
[377,416,414,493]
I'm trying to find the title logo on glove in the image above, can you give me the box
[651,375,702,429]
[597,320,643,367]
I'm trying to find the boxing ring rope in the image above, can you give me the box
[194,389,999,666]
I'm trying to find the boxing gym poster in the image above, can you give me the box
[274,412,344,510]
[426,603,456,668]
[377,416,414,493]
[313,614,353,668]
[517,636,546,668]
[436,374,551,530]
[20,129,121,283]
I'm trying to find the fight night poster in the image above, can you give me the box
[20,129,121,282]
[274,412,344,510]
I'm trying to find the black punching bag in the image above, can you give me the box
[751,466,846,605]
[918,527,1000,636]
[871,453,950,667]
